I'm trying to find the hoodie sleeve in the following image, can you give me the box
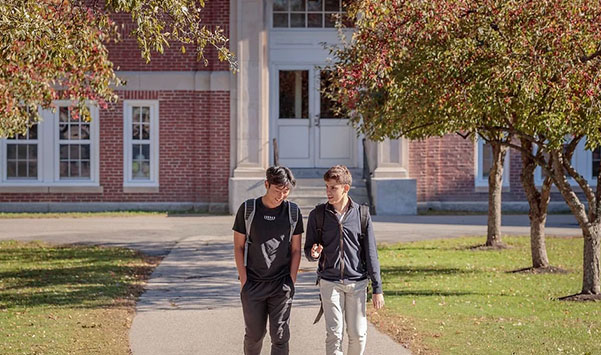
[364,213,383,294]
[304,209,319,262]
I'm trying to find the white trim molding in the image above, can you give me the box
[115,71,230,91]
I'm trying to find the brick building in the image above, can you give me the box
[0,0,595,214]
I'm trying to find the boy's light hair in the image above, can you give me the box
[323,165,352,186]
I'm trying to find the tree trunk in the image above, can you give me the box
[486,141,507,247]
[519,140,551,268]
[582,224,601,294]
[551,151,600,294]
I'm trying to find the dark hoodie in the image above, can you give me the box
[304,198,383,294]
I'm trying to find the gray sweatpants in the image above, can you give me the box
[240,275,295,355]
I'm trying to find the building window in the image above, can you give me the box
[592,148,601,178]
[58,107,91,179]
[123,101,159,187]
[5,122,39,180]
[475,138,510,187]
[0,102,99,186]
[272,0,349,28]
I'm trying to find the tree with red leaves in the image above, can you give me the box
[329,0,601,297]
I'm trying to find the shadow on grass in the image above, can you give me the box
[381,265,478,276]
[383,289,476,297]
[0,243,157,310]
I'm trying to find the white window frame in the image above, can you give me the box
[0,110,42,184]
[534,139,585,187]
[123,100,159,187]
[0,101,99,187]
[474,137,510,187]
[270,0,349,29]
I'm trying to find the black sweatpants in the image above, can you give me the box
[240,275,295,355]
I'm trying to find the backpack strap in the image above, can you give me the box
[288,201,299,243]
[359,204,369,240]
[243,198,257,267]
[314,203,327,246]
[358,204,370,267]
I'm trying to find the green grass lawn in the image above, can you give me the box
[371,236,601,355]
[0,240,158,354]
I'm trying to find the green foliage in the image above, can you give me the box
[378,236,601,354]
[329,0,601,149]
[0,0,236,138]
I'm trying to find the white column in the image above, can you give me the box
[229,0,270,213]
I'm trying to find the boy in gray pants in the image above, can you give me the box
[304,165,384,355]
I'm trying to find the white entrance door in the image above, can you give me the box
[273,66,356,168]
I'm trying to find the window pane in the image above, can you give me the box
[279,70,308,119]
[290,13,305,27]
[290,0,305,11]
[7,162,16,177]
[325,12,338,27]
[308,13,323,27]
[273,0,288,11]
[80,161,90,178]
[17,144,27,159]
[60,161,68,177]
[132,106,141,123]
[80,124,90,139]
[132,124,140,140]
[593,148,601,177]
[482,143,493,178]
[81,145,90,160]
[273,13,288,27]
[7,145,16,159]
[28,144,37,159]
[320,71,344,118]
[59,107,69,122]
[69,125,80,139]
[69,161,80,177]
[325,0,339,11]
[142,124,150,140]
[141,107,150,123]
[141,161,150,178]
[141,144,150,159]
[59,124,69,139]
[70,144,80,160]
[29,161,37,178]
[60,145,69,159]
[17,162,27,177]
[307,0,322,11]
[29,124,38,140]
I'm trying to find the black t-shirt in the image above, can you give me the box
[233,198,304,281]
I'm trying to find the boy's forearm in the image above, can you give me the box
[290,249,301,281]
[234,246,247,281]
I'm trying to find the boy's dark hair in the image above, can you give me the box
[266,166,296,188]
[324,165,352,186]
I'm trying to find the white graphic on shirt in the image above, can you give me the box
[264,215,276,221]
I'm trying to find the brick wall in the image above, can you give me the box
[0,91,230,204]
[106,0,230,71]
[410,134,478,201]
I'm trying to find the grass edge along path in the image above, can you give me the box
[369,236,601,355]
[0,240,161,354]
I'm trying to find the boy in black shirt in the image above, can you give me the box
[233,166,304,355]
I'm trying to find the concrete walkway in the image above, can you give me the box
[129,235,409,355]
[0,213,582,354]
